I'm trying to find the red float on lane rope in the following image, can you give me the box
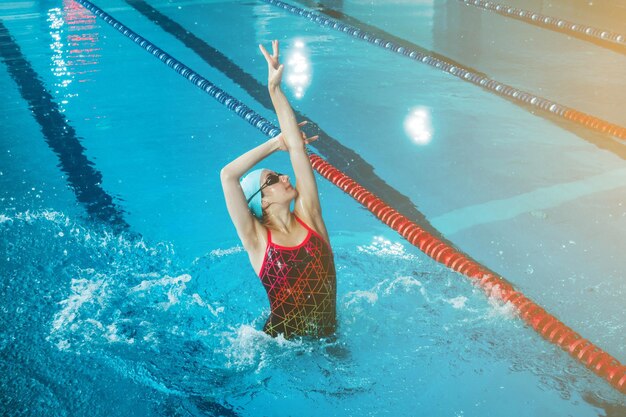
[309,153,626,394]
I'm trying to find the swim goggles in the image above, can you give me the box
[246,172,283,204]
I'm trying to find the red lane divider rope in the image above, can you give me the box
[309,153,626,394]
[76,0,625,394]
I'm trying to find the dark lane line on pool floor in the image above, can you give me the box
[271,0,626,159]
[124,0,480,249]
[74,0,626,395]
[84,0,500,279]
[0,20,131,232]
[0,17,242,417]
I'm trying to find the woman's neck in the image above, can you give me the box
[265,207,294,234]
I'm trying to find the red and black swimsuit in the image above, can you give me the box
[258,216,336,338]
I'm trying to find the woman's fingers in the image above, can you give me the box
[305,135,320,145]
[299,121,317,143]
[260,42,278,59]
[273,39,279,59]
[259,44,269,59]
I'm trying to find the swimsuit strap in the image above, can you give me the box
[266,225,272,244]
[263,215,319,251]
[294,215,313,232]
[294,215,321,239]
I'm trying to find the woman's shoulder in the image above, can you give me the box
[293,209,330,245]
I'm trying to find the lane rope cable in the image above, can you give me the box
[458,0,626,54]
[262,0,626,142]
[74,0,626,394]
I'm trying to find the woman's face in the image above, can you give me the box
[261,170,297,205]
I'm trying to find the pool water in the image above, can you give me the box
[1,0,625,416]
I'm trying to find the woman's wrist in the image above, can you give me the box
[267,136,281,152]
[268,83,281,94]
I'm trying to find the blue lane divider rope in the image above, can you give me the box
[75,0,281,139]
[460,0,626,51]
[72,0,626,394]
[262,0,626,140]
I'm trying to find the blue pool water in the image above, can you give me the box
[1,0,626,416]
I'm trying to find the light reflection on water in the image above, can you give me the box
[46,1,102,116]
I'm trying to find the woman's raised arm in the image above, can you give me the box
[259,41,324,228]
[220,136,281,250]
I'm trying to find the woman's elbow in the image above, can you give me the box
[220,167,233,182]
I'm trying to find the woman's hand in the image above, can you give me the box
[259,40,284,90]
[273,121,319,151]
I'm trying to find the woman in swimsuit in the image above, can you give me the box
[220,40,336,339]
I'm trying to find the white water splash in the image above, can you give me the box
[383,276,424,295]
[209,246,244,257]
[344,276,428,311]
[51,277,109,333]
[357,236,416,260]
[129,274,191,310]
[14,209,69,225]
[446,296,468,309]
[221,325,274,371]
[485,297,517,320]
[344,290,379,308]
[191,293,224,317]
[220,324,306,372]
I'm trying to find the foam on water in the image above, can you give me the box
[129,273,192,309]
[51,276,110,337]
[219,324,301,372]
[2,211,625,415]
[356,235,417,260]
[343,289,378,308]
[446,295,468,309]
